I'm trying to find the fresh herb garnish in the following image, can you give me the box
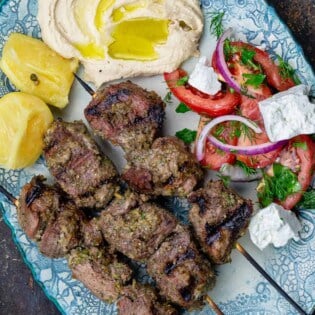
[242,73,266,88]
[257,163,301,207]
[164,91,172,104]
[176,102,191,113]
[224,39,239,59]
[213,124,225,138]
[293,141,307,150]
[217,173,231,188]
[235,160,257,176]
[296,189,315,209]
[240,48,261,71]
[175,128,197,144]
[230,121,256,142]
[209,11,225,39]
[277,55,301,84]
[176,76,189,86]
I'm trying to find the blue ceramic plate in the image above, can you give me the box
[0,1,314,314]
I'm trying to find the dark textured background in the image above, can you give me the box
[0,1,314,314]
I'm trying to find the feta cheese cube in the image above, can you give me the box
[258,84,315,142]
[249,203,302,251]
[188,56,221,95]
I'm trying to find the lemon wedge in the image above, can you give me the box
[0,33,78,108]
[0,92,53,169]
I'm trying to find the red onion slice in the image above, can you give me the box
[208,135,287,155]
[196,115,262,161]
[215,28,255,97]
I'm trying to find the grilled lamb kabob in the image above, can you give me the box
[42,118,216,310]
[43,119,119,209]
[98,190,216,309]
[83,80,253,265]
[84,80,166,154]
[16,175,178,313]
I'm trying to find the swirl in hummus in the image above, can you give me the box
[37,0,204,86]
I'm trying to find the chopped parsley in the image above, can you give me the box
[240,48,261,71]
[175,102,191,113]
[277,55,301,84]
[208,11,225,39]
[230,121,256,142]
[224,39,239,59]
[163,91,172,104]
[296,189,315,210]
[242,73,266,88]
[292,141,307,150]
[257,163,301,207]
[176,76,189,86]
[175,128,197,144]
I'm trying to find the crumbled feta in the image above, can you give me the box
[249,203,302,251]
[258,84,315,142]
[188,56,221,95]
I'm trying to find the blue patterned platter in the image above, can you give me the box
[0,0,314,314]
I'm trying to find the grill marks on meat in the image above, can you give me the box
[117,282,178,315]
[147,224,215,309]
[68,247,133,303]
[98,193,177,261]
[43,120,118,209]
[122,137,203,197]
[188,181,253,264]
[18,176,82,258]
[84,81,165,153]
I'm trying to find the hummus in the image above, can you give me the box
[38,0,204,87]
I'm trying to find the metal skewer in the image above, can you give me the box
[235,243,307,315]
[74,74,310,315]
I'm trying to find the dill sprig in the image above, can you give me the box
[235,160,257,176]
[230,120,257,142]
[277,55,301,84]
[208,11,225,39]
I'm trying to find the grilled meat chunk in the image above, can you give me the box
[80,217,104,248]
[39,202,82,258]
[147,224,215,309]
[122,137,203,197]
[188,181,253,264]
[68,247,133,303]
[118,282,178,315]
[18,176,82,258]
[18,176,60,241]
[84,81,165,153]
[98,192,177,261]
[43,119,118,209]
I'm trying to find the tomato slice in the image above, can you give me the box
[231,42,296,92]
[196,116,236,170]
[164,69,240,117]
[278,135,315,209]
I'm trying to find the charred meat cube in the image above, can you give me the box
[68,246,133,303]
[188,181,253,264]
[98,192,177,261]
[117,281,179,315]
[122,137,203,197]
[39,201,82,258]
[84,81,165,153]
[80,217,104,248]
[43,119,118,209]
[147,224,216,309]
[18,175,60,241]
[18,176,82,258]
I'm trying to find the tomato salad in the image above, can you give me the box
[165,27,315,210]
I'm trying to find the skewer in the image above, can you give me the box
[0,184,224,315]
[235,243,307,315]
[74,74,309,314]
[73,73,95,97]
